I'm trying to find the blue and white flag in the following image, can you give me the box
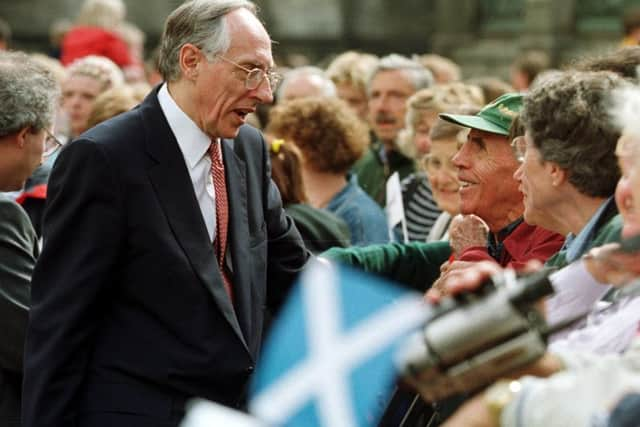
[249,258,429,427]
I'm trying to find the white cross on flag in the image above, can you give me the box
[248,259,429,426]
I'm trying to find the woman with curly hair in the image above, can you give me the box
[268,97,389,245]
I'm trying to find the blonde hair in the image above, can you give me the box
[326,51,379,92]
[66,55,124,91]
[413,54,461,83]
[397,82,484,159]
[76,0,126,29]
[87,85,138,128]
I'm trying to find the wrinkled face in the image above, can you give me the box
[62,74,103,136]
[513,133,558,228]
[5,127,47,192]
[616,135,640,238]
[190,8,274,139]
[335,82,368,122]
[425,137,460,215]
[452,129,523,229]
[368,69,415,147]
[413,110,439,156]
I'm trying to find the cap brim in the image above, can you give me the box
[439,113,509,136]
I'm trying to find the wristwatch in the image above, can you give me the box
[484,379,522,425]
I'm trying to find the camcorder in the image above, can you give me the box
[397,268,554,403]
[381,234,640,427]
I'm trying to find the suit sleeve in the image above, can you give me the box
[0,199,36,373]
[22,140,125,427]
[260,133,310,311]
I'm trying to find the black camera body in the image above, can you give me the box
[398,269,555,402]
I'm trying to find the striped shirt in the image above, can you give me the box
[398,172,442,242]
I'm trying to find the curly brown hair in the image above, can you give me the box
[521,70,626,198]
[266,97,368,174]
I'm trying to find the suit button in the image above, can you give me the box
[246,366,254,374]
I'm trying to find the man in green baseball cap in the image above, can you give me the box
[440,92,523,136]
[435,92,563,271]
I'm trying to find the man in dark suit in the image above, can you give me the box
[22,2,309,426]
[0,51,59,427]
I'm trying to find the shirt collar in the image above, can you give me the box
[157,83,212,169]
[565,196,615,263]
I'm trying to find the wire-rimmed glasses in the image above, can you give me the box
[511,136,526,163]
[43,128,64,158]
[217,55,282,90]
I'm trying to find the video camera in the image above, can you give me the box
[397,268,555,402]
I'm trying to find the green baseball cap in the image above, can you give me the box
[439,93,523,136]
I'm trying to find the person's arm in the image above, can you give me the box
[22,139,125,427]
[322,240,452,292]
[0,199,36,373]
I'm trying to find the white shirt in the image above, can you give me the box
[158,83,218,242]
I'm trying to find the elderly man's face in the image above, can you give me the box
[452,129,523,231]
[190,8,274,139]
[368,69,415,148]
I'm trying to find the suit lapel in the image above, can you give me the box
[221,139,252,343]
[141,90,248,351]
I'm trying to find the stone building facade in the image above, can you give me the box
[1,0,639,79]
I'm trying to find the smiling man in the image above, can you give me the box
[22,2,309,426]
[440,93,564,268]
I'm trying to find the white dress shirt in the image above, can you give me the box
[158,83,218,242]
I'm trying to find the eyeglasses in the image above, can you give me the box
[43,128,64,158]
[511,136,526,162]
[217,55,282,90]
[422,154,457,176]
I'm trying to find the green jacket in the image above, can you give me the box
[322,241,452,292]
[352,142,415,207]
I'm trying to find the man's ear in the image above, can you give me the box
[179,43,202,80]
[548,162,567,187]
[15,127,31,149]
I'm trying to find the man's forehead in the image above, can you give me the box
[468,128,508,142]
[371,69,414,90]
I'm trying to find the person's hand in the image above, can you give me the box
[448,214,489,257]
[426,260,502,303]
[428,260,482,300]
[441,392,496,427]
[583,243,640,286]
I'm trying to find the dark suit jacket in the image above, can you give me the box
[22,88,309,427]
[0,194,37,427]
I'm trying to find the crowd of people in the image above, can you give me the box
[3,0,640,426]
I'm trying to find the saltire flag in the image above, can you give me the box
[248,258,429,427]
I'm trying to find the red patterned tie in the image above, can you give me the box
[209,141,233,303]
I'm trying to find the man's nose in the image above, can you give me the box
[255,79,274,104]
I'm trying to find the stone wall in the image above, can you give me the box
[1,0,638,79]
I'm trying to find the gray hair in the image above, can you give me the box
[158,0,256,82]
[0,51,59,137]
[367,53,433,95]
[277,66,337,100]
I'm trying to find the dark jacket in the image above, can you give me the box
[0,195,38,427]
[22,88,309,427]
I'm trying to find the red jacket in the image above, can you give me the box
[61,26,133,67]
[458,221,565,269]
